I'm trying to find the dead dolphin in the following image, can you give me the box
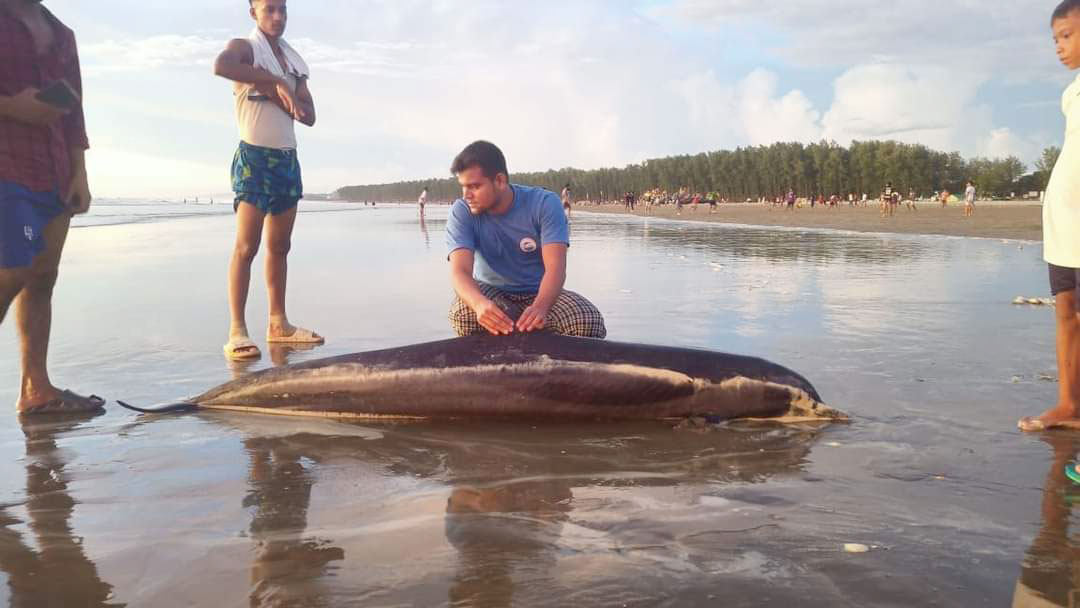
[118,333,845,423]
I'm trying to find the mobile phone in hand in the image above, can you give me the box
[35,80,80,111]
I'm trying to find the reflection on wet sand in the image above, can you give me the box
[244,435,345,607]
[419,216,430,251]
[577,219,929,265]
[220,415,824,606]
[1014,435,1080,608]
[0,415,120,607]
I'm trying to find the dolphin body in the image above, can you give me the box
[119,333,845,423]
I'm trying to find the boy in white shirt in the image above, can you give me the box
[1020,0,1080,432]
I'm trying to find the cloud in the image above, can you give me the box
[80,35,222,74]
[661,0,1058,83]
[59,0,1061,196]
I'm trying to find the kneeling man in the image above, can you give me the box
[446,141,606,338]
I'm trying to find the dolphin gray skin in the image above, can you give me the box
[118,333,845,423]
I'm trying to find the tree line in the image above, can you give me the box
[336,140,1060,203]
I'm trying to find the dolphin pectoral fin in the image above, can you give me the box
[117,400,199,415]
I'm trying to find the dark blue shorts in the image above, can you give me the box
[231,141,302,216]
[0,181,66,269]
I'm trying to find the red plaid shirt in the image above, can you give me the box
[0,5,88,194]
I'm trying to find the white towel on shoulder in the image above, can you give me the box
[248,27,309,79]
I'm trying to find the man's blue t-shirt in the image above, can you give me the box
[446,184,570,293]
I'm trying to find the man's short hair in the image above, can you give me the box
[1053,0,1080,22]
[451,141,508,179]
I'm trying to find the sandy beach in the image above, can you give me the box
[579,201,1043,241]
[0,202,1068,606]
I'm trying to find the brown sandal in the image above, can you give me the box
[20,390,106,416]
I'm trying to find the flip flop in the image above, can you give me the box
[1018,417,1048,432]
[266,327,325,345]
[19,390,105,416]
[224,337,262,361]
[1067,463,1080,486]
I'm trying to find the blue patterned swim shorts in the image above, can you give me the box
[231,141,303,216]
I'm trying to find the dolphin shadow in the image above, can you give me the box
[1013,435,1080,607]
[0,413,122,607]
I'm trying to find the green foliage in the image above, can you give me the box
[335,140,1033,202]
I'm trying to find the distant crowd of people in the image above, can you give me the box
[555,180,982,219]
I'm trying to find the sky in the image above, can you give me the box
[44,0,1075,198]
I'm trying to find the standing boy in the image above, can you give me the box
[213,0,323,361]
[1020,0,1080,432]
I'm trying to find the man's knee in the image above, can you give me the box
[23,263,59,295]
[448,297,482,337]
[549,291,607,338]
[233,241,260,264]
[266,238,292,257]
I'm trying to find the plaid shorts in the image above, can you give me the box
[449,282,607,338]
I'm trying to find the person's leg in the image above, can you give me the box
[264,204,300,339]
[14,213,71,410]
[448,283,523,337]
[228,201,266,353]
[0,267,28,325]
[544,290,607,339]
[1020,270,1080,430]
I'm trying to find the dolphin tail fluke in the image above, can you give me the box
[117,400,199,415]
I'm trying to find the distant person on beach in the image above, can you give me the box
[446,141,606,339]
[940,189,950,208]
[418,186,428,217]
[0,0,104,414]
[881,182,895,217]
[1019,0,1080,432]
[786,190,795,211]
[560,183,572,218]
[214,0,323,361]
[963,181,976,217]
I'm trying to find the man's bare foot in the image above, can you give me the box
[1018,406,1080,432]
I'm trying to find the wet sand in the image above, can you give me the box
[0,202,1070,606]
[580,201,1043,241]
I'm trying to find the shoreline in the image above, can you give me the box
[575,201,1044,241]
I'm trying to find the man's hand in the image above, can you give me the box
[516,303,549,332]
[1,88,68,127]
[275,81,305,121]
[64,166,91,214]
[474,298,515,336]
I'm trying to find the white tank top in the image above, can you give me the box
[234,71,298,150]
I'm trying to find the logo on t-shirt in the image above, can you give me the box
[519,237,538,253]
[23,226,34,241]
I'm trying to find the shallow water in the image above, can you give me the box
[0,202,1070,606]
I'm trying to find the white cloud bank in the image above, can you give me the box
[59,0,1062,195]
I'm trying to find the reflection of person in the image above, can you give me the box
[244,436,344,606]
[1020,0,1080,432]
[446,141,606,338]
[0,0,104,414]
[1012,435,1080,606]
[214,0,323,361]
[0,415,116,606]
[445,480,571,607]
